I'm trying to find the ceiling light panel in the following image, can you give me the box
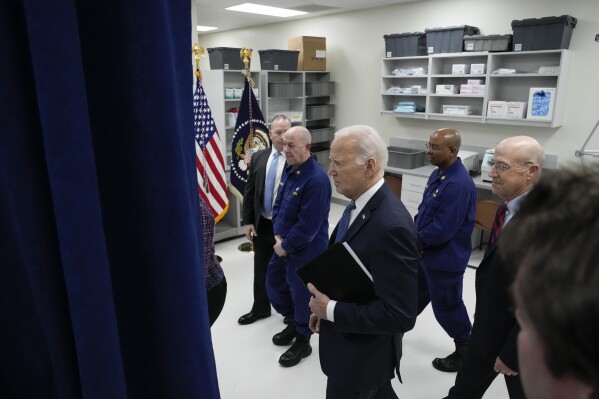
[225,3,307,17]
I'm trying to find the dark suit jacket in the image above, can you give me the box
[469,234,519,370]
[243,148,270,231]
[319,183,419,391]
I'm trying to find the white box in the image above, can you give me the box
[225,112,238,127]
[460,84,473,94]
[225,88,235,99]
[527,88,556,120]
[436,84,457,94]
[467,79,483,86]
[487,101,507,118]
[233,88,243,99]
[452,64,470,75]
[472,85,486,95]
[505,102,527,119]
[443,105,471,116]
[471,64,486,74]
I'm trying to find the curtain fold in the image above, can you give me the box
[0,1,220,398]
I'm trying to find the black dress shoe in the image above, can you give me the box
[238,310,271,325]
[432,351,463,372]
[272,323,296,346]
[279,336,312,367]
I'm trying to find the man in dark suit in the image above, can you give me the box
[444,136,545,399]
[238,115,291,325]
[308,125,419,399]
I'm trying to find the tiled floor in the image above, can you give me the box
[211,203,508,398]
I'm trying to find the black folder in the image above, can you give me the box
[296,242,376,303]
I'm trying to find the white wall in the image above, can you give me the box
[197,0,599,167]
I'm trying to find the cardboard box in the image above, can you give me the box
[471,63,486,74]
[436,84,457,94]
[487,101,507,118]
[452,64,470,75]
[288,36,326,71]
[505,102,527,119]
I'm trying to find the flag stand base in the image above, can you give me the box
[216,255,223,263]
[238,241,253,253]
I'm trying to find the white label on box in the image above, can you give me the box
[465,42,474,51]
[315,50,326,58]
[274,65,279,71]
[436,85,456,94]
[428,46,434,54]
[386,51,392,58]
[224,63,230,70]
[505,102,527,119]
[515,43,522,51]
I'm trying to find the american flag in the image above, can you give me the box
[194,74,229,222]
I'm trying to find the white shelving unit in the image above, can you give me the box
[381,50,570,128]
[201,69,261,241]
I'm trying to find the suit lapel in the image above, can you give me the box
[339,184,387,243]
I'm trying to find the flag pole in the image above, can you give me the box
[237,47,255,254]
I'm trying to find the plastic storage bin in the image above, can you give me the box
[268,82,303,98]
[310,127,335,144]
[305,82,335,96]
[384,32,427,57]
[511,15,577,51]
[306,104,335,120]
[464,34,513,52]
[387,147,425,169]
[312,147,331,170]
[207,47,245,70]
[259,50,300,71]
[425,25,479,54]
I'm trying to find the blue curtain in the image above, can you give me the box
[0,0,220,398]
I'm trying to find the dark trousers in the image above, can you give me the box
[417,266,471,344]
[446,350,525,399]
[326,379,398,399]
[251,216,274,313]
[207,277,227,326]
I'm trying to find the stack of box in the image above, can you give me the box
[486,101,527,119]
[460,79,485,95]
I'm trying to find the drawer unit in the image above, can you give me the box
[400,188,424,209]
[402,175,428,193]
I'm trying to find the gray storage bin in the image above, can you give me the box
[464,34,513,52]
[306,104,335,120]
[207,47,245,70]
[310,126,335,143]
[384,32,427,57]
[259,50,300,71]
[268,82,303,98]
[425,25,479,54]
[305,82,335,96]
[312,147,331,170]
[511,15,577,51]
[387,147,425,169]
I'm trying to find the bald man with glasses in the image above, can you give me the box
[444,136,544,399]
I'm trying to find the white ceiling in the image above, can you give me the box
[195,0,425,34]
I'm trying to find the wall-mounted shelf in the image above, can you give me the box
[381,50,570,128]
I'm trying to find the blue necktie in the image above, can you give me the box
[263,152,280,216]
[335,201,356,243]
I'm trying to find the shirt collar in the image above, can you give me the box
[354,178,385,213]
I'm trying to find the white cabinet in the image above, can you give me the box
[401,174,427,219]
[201,69,261,241]
[381,50,570,128]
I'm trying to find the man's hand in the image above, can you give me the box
[494,357,518,376]
[309,313,320,334]
[244,224,256,241]
[308,283,330,320]
[273,235,287,257]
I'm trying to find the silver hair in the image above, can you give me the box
[333,125,388,168]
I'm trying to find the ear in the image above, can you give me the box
[450,146,458,157]
[528,163,540,178]
[364,157,376,177]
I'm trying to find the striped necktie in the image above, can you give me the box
[335,201,356,243]
[489,203,508,246]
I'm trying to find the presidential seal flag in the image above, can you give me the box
[230,75,269,201]
[194,72,229,222]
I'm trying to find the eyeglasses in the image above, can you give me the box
[489,160,533,172]
[425,143,454,152]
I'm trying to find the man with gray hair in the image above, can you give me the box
[445,136,544,399]
[308,125,419,398]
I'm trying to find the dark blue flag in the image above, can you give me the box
[230,76,269,201]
